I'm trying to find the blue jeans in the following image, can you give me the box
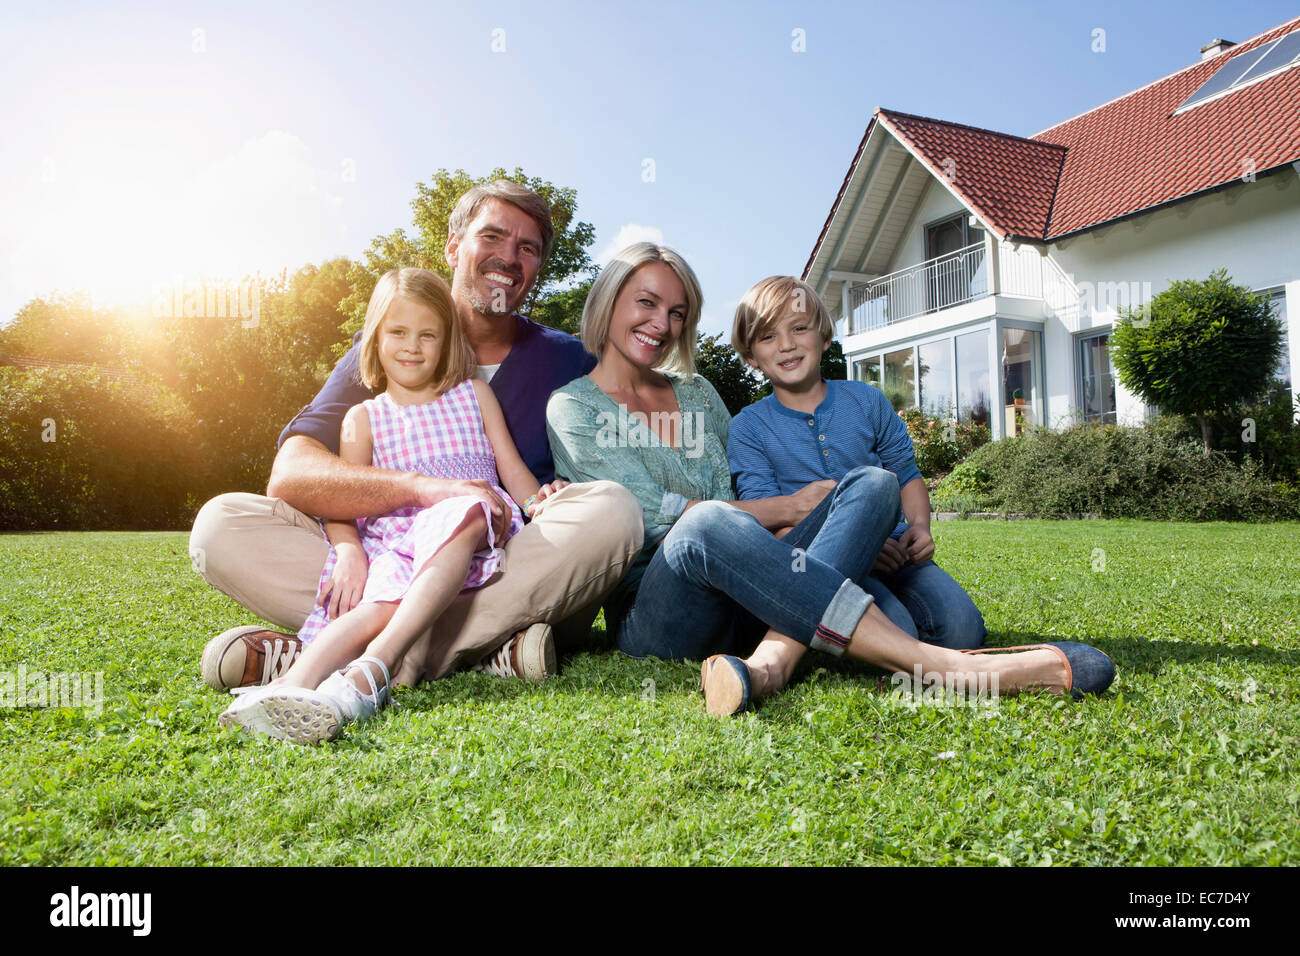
[610,466,900,660]
[862,562,986,650]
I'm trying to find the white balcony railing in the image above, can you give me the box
[842,241,1066,336]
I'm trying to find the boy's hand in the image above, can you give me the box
[872,537,909,575]
[318,544,368,620]
[899,525,935,565]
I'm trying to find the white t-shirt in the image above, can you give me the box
[475,363,502,384]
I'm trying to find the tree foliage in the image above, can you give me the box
[1110,270,1284,453]
[339,167,597,346]
[695,332,762,415]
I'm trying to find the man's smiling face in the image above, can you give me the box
[445,198,544,317]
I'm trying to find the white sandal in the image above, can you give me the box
[219,656,392,746]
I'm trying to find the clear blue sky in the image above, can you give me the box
[1,0,1295,336]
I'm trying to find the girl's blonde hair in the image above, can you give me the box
[357,268,474,392]
[731,275,833,362]
[581,242,703,376]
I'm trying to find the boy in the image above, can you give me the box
[727,275,985,651]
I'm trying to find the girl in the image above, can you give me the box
[220,268,565,744]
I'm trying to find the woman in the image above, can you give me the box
[546,242,1113,714]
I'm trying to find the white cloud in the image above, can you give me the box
[595,224,665,266]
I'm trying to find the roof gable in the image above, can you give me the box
[878,110,1066,241]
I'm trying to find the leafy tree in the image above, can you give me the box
[695,332,761,415]
[0,294,143,367]
[821,340,847,380]
[149,259,357,493]
[340,168,597,345]
[1110,270,1284,454]
[527,274,596,337]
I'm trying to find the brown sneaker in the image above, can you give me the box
[201,625,302,690]
[472,623,556,682]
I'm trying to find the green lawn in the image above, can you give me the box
[1,522,1297,865]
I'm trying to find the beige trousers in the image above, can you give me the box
[189,481,644,679]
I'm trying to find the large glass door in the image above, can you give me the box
[1001,327,1038,436]
[884,347,916,410]
[956,329,991,426]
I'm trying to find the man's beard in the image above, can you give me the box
[465,285,511,316]
[464,261,525,316]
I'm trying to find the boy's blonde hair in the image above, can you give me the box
[357,268,474,393]
[581,242,703,376]
[731,275,833,362]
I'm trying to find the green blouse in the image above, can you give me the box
[546,372,735,607]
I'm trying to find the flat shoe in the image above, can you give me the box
[218,684,341,745]
[961,641,1114,699]
[700,655,752,716]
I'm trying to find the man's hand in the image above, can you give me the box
[899,525,935,565]
[872,537,909,576]
[318,543,368,620]
[432,478,513,541]
[787,479,836,527]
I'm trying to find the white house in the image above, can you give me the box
[804,17,1300,438]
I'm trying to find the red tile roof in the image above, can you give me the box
[878,110,1066,239]
[806,15,1300,276]
[1035,16,1300,238]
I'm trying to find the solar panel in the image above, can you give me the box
[1237,31,1300,82]
[1178,32,1300,110]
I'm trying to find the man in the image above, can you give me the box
[191,180,643,690]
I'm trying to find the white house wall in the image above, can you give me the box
[884,177,966,275]
[1045,169,1300,426]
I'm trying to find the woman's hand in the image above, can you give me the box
[527,480,570,516]
[318,543,368,620]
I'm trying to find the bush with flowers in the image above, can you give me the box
[898,407,992,478]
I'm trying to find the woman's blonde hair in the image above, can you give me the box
[731,275,833,361]
[357,268,474,393]
[581,242,703,376]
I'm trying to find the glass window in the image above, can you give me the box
[1265,290,1290,391]
[853,355,881,385]
[918,339,955,417]
[1077,332,1117,425]
[956,329,991,426]
[884,347,916,410]
[1001,328,1037,435]
[1002,328,1035,405]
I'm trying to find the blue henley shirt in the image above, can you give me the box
[726,380,922,538]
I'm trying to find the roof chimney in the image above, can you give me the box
[1200,38,1236,60]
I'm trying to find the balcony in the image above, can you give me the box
[841,241,1072,336]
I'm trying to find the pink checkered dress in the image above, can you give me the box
[296,381,524,645]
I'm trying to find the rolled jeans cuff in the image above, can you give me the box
[810,579,873,657]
